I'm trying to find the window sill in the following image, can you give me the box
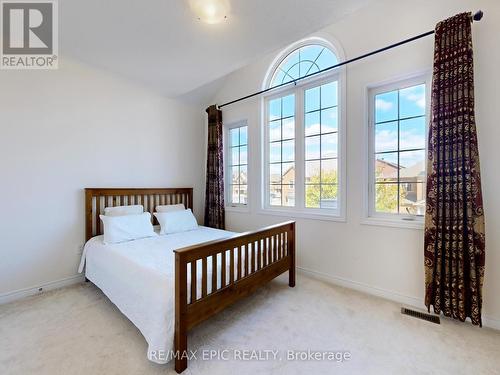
[225,205,250,213]
[258,208,346,223]
[361,216,424,230]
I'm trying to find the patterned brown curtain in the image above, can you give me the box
[204,105,225,229]
[424,13,485,326]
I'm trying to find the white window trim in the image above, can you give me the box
[260,64,346,221]
[224,119,249,212]
[362,71,432,229]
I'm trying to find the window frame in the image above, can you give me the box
[224,120,249,210]
[365,73,431,228]
[262,66,346,221]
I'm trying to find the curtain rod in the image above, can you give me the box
[218,10,483,109]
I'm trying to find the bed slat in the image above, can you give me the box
[257,240,261,270]
[221,250,226,287]
[229,248,234,284]
[237,246,242,280]
[244,244,249,277]
[190,261,197,303]
[201,258,207,298]
[96,196,101,236]
[211,255,217,294]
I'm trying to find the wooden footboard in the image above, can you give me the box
[174,221,295,373]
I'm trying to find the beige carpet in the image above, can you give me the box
[1,274,499,375]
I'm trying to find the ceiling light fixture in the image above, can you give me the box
[188,0,230,24]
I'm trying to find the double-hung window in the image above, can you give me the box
[264,42,344,218]
[368,75,430,221]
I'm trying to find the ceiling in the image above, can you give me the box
[61,0,371,98]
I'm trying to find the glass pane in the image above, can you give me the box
[269,163,281,184]
[302,52,320,75]
[270,142,281,163]
[230,128,239,147]
[375,152,398,182]
[305,111,320,136]
[299,61,314,78]
[280,70,294,85]
[321,133,337,158]
[305,86,320,113]
[375,183,398,213]
[304,64,319,76]
[400,117,426,150]
[321,107,337,133]
[321,159,338,184]
[240,165,247,184]
[282,184,295,207]
[282,117,295,139]
[399,150,425,181]
[269,120,281,142]
[239,185,248,205]
[231,166,239,184]
[280,50,300,77]
[282,95,295,118]
[231,147,239,166]
[316,48,338,70]
[282,140,294,162]
[306,135,320,160]
[400,182,425,215]
[299,45,324,70]
[375,121,398,153]
[240,126,248,145]
[400,84,425,118]
[240,146,247,165]
[231,185,239,204]
[305,184,320,208]
[321,81,338,108]
[282,162,295,184]
[270,69,286,88]
[305,160,320,184]
[375,90,398,123]
[269,98,281,121]
[270,185,282,206]
[321,185,338,209]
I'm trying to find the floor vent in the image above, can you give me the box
[401,307,440,324]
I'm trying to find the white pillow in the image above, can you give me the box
[155,204,185,213]
[104,205,144,216]
[100,212,157,244]
[154,209,198,235]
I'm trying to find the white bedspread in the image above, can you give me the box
[78,226,235,364]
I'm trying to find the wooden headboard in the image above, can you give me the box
[85,188,193,241]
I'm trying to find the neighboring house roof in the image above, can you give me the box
[376,158,399,170]
[400,160,426,180]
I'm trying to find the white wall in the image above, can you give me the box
[209,0,500,326]
[0,58,204,296]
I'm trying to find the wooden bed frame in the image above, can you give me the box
[84,188,296,373]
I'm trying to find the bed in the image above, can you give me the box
[81,188,295,373]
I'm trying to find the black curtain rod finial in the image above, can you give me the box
[473,10,483,21]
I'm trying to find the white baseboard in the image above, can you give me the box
[297,266,500,331]
[0,274,85,305]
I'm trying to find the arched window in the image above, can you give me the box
[269,44,338,87]
[263,38,345,218]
